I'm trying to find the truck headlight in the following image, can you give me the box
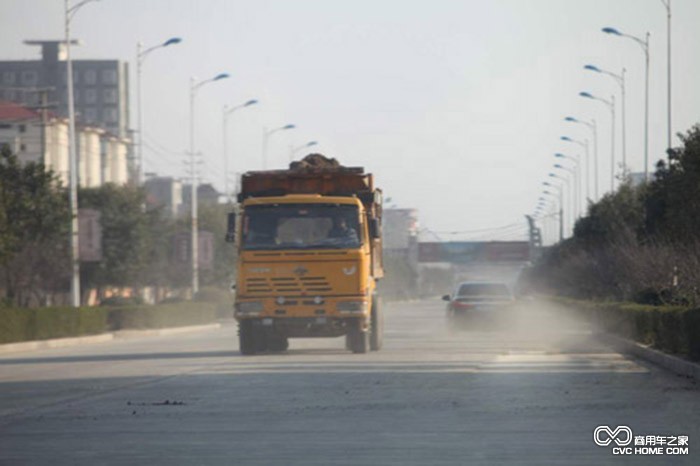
[336,301,368,314]
[236,301,264,315]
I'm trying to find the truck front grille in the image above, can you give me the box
[245,276,332,295]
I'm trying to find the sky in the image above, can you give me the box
[3,0,699,244]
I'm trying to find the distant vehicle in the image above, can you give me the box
[442,281,515,323]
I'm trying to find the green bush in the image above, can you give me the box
[550,296,699,361]
[0,307,108,344]
[0,294,229,344]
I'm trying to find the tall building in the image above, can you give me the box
[0,40,130,139]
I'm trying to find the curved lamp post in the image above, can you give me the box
[584,64,626,172]
[560,135,590,205]
[190,72,230,295]
[542,186,564,242]
[603,27,650,181]
[289,140,318,162]
[262,124,295,169]
[580,92,615,192]
[564,116,598,200]
[553,165,577,227]
[137,37,182,184]
[555,154,581,219]
[223,99,258,202]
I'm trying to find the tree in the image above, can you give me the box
[0,145,70,306]
[79,184,153,294]
[645,124,700,242]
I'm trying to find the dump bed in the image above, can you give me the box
[239,168,371,198]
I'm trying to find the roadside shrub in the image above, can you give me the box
[0,306,108,344]
[550,296,697,361]
[100,296,144,306]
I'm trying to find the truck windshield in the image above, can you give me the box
[242,204,362,250]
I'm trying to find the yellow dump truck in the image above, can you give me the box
[226,155,384,355]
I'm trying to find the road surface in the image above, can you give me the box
[0,299,698,465]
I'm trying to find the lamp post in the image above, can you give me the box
[553,165,577,227]
[560,136,589,206]
[548,174,571,236]
[584,64,626,173]
[289,140,318,162]
[190,72,230,296]
[555,154,580,219]
[136,37,182,184]
[579,92,615,192]
[564,116,598,200]
[65,0,98,307]
[262,124,295,169]
[603,27,650,181]
[542,187,563,242]
[660,0,672,155]
[223,99,258,202]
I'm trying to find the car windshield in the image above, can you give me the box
[242,203,361,250]
[456,283,511,298]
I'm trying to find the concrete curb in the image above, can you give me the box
[114,323,221,339]
[0,323,222,355]
[0,334,115,355]
[600,333,700,380]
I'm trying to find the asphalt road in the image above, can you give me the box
[0,299,698,465]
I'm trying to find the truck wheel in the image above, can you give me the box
[348,320,370,354]
[370,297,383,351]
[267,336,289,352]
[239,320,257,355]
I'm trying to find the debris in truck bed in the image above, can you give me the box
[289,153,347,172]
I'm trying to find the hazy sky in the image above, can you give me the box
[3,0,699,243]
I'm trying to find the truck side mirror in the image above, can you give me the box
[225,212,236,243]
[368,218,381,239]
[442,295,451,302]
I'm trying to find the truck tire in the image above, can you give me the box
[370,296,383,351]
[239,320,257,355]
[348,320,370,354]
[267,335,289,352]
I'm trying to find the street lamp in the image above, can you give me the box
[190,72,230,296]
[564,116,598,200]
[548,173,571,236]
[603,27,650,181]
[660,0,672,155]
[289,140,318,162]
[553,165,576,227]
[555,154,580,219]
[223,99,258,202]
[580,92,615,192]
[560,135,590,206]
[542,186,563,242]
[262,124,295,169]
[136,37,182,184]
[65,0,99,307]
[584,64,626,172]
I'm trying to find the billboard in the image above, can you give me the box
[172,231,214,270]
[78,209,102,262]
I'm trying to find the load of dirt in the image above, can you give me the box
[289,154,347,172]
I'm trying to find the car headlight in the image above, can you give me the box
[236,301,264,315]
[336,301,368,314]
